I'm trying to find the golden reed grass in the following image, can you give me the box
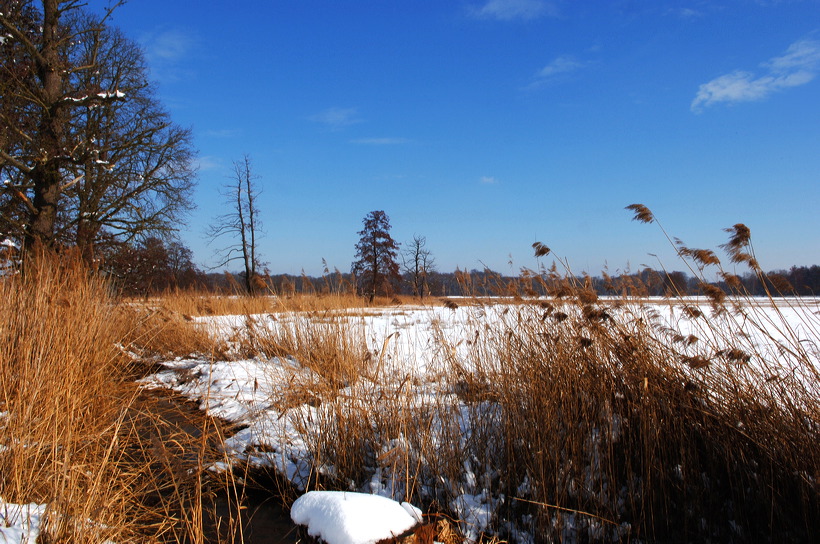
[215,210,819,542]
[5,206,814,542]
[0,251,243,542]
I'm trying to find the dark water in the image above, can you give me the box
[210,488,301,543]
[137,389,301,543]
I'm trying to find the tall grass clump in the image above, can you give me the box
[134,208,817,543]
[0,251,147,541]
[153,289,409,318]
[258,314,373,386]
[481,210,820,542]
[0,251,237,542]
[232,301,460,512]
[122,302,222,361]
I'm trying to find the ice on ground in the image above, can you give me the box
[290,491,422,544]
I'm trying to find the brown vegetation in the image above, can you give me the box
[1,211,818,543]
[0,251,245,542]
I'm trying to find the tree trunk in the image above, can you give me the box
[24,0,64,250]
[27,169,60,247]
[237,180,252,294]
[370,239,378,303]
[244,156,258,295]
[76,219,100,264]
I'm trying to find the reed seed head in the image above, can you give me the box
[625,203,654,224]
[532,242,551,258]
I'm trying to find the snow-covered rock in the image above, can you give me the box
[290,491,422,544]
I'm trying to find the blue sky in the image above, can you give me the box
[94,0,819,276]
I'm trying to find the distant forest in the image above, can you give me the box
[89,237,820,298]
[24,236,810,297]
[252,265,820,299]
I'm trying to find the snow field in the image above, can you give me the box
[143,297,820,543]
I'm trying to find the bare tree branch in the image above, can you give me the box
[206,155,264,294]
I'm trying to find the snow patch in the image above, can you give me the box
[0,500,47,544]
[290,491,421,544]
[97,90,125,99]
[451,490,503,543]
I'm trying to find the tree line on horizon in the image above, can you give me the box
[3,202,814,298]
[248,263,820,299]
[47,233,817,298]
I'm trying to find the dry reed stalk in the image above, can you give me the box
[485,294,818,540]
[119,304,224,361]
[0,251,149,541]
[0,251,245,542]
[470,212,820,541]
[299,275,813,542]
[153,290,420,319]
[126,209,818,543]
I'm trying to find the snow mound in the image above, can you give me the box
[290,491,422,544]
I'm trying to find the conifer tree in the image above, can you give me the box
[351,210,400,302]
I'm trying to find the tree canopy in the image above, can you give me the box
[0,1,195,260]
[351,210,400,302]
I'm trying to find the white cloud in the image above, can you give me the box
[766,38,820,72]
[480,176,498,184]
[141,28,194,63]
[691,38,820,112]
[538,55,583,78]
[139,28,197,84]
[194,156,222,172]
[471,0,556,21]
[309,107,362,130]
[525,55,584,90]
[670,7,703,19]
[350,137,410,145]
[204,129,240,138]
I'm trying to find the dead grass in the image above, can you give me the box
[118,304,224,362]
[484,298,817,541]
[0,250,143,541]
[213,215,820,543]
[0,250,245,542]
[152,290,417,318]
[4,213,817,543]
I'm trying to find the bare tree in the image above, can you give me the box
[1,1,117,249]
[351,210,400,302]
[61,15,195,261]
[402,234,435,299]
[0,1,194,258]
[207,156,263,294]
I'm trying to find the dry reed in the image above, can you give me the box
[218,213,820,542]
[0,251,245,542]
[25,207,811,543]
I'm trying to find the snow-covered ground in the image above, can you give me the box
[2,297,814,543]
[0,501,46,544]
[141,297,820,543]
